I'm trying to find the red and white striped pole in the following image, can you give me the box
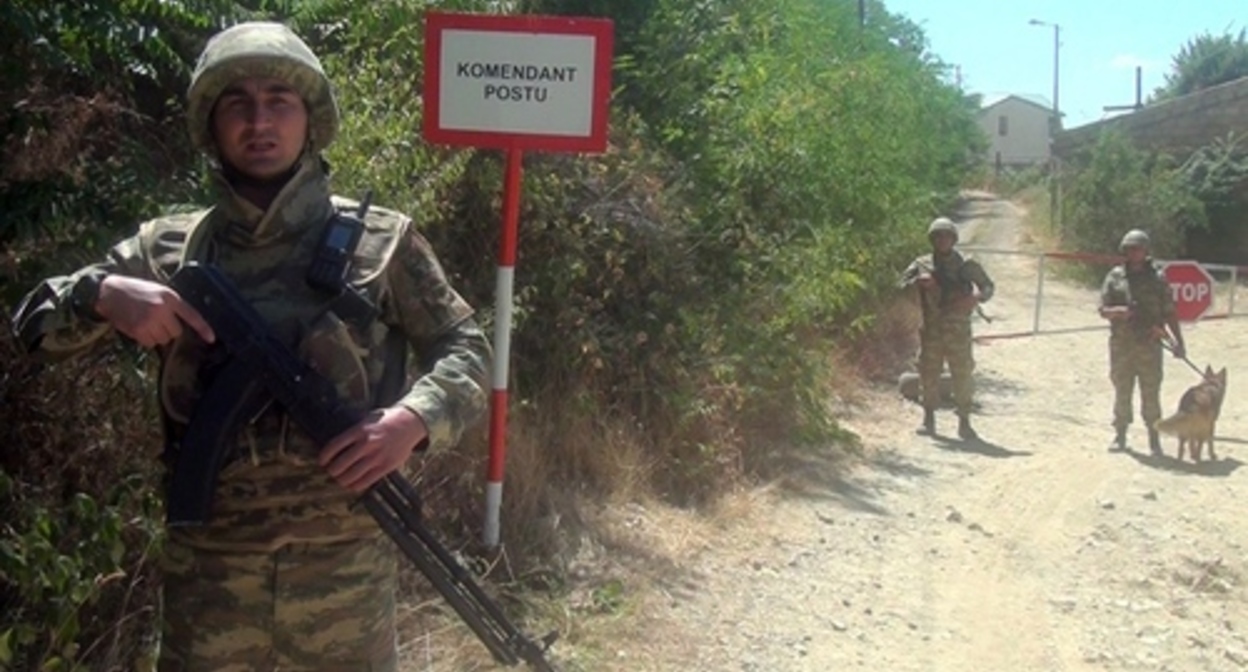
[484,147,523,547]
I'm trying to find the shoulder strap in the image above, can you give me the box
[136,207,217,281]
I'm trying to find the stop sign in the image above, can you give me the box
[1164,261,1215,322]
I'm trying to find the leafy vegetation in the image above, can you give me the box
[1059,131,1206,260]
[1153,28,1248,101]
[1178,131,1248,226]
[1,0,983,668]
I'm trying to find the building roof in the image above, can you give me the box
[979,92,1053,113]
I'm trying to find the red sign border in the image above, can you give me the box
[423,12,613,153]
[1163,260,1216,322]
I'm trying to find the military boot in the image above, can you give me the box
[957,414,978,441]
[917,408,936,436]
[1110,426,1127,452]
[1148,428,1163,456]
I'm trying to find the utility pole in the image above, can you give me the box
[1104,66,1145,113]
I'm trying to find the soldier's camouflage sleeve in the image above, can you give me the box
[383,227,491,454]
[963,257,995,302]
[1099,267,1123,309]
[899,256,926,288]
[10,234,151,361]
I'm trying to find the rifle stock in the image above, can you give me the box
[167,262,558,671]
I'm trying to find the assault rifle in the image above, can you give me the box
[901,257,992,323]
[166,262,558,672]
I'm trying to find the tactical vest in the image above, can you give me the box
[139,197,409,454]
[919,250,973,322]
[1104,261,1169,342]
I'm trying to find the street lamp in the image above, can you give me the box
[1028,19,1061,124]
[1029,19,1062,232]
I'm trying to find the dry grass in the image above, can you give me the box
[836,298,921,389]
[391,400,687,671]
[1013,185,1060,250]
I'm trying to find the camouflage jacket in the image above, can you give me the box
[900,249,995,326]
[11,157,491,551]
[1100,259,1175,344]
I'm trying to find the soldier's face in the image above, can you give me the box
[1123,245,1147,265]
[211,77,308,180]
[931,231,956,253]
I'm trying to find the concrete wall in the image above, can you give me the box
[1053,76,1248,159]
[978,97,1053,167]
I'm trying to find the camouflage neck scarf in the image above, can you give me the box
[210,154,335,248]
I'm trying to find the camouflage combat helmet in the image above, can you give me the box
[1119,229,1150,251]
[927,217,959,244]
[187,22,339,155]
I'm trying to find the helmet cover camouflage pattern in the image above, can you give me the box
[927,216,958,244]
[1119,229,1150,251]
[187,22,339,155]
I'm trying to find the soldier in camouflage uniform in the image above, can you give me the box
[1099,229,1185,454]
[11,22,490,671]
[900,217,995,440]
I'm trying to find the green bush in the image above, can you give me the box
[0,473,163,672]
[1060,131,1207,259]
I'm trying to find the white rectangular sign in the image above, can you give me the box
[439,29,596,138]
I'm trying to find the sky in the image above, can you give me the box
[881,0,1245,129]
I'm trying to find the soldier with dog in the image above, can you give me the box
[1098,228,1186,454]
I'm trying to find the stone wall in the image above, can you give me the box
[1053,76,1248,159]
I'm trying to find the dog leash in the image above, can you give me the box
[1159,336,1207,379]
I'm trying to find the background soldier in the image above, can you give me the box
[900,216,995,440]
[11,22,490,670]
[1098,229,1185,454]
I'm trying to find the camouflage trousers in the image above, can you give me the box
[919,320,974,415]
[1109,336,1163,429]
[158,534,398,672]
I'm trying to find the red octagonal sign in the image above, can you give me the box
[1164,261,1215,322]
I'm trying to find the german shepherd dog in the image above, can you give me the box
[1154,366,1228,462]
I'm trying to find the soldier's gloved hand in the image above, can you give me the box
[916,273,937,289]
[95,275,216,348]
[320,406,430,492]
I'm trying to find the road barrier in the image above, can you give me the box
[958,246,1247,343]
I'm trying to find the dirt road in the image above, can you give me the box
[600,196,1248,671]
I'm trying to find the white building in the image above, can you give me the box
[978,93,1058,168]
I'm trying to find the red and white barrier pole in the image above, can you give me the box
[484,147,523,547]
